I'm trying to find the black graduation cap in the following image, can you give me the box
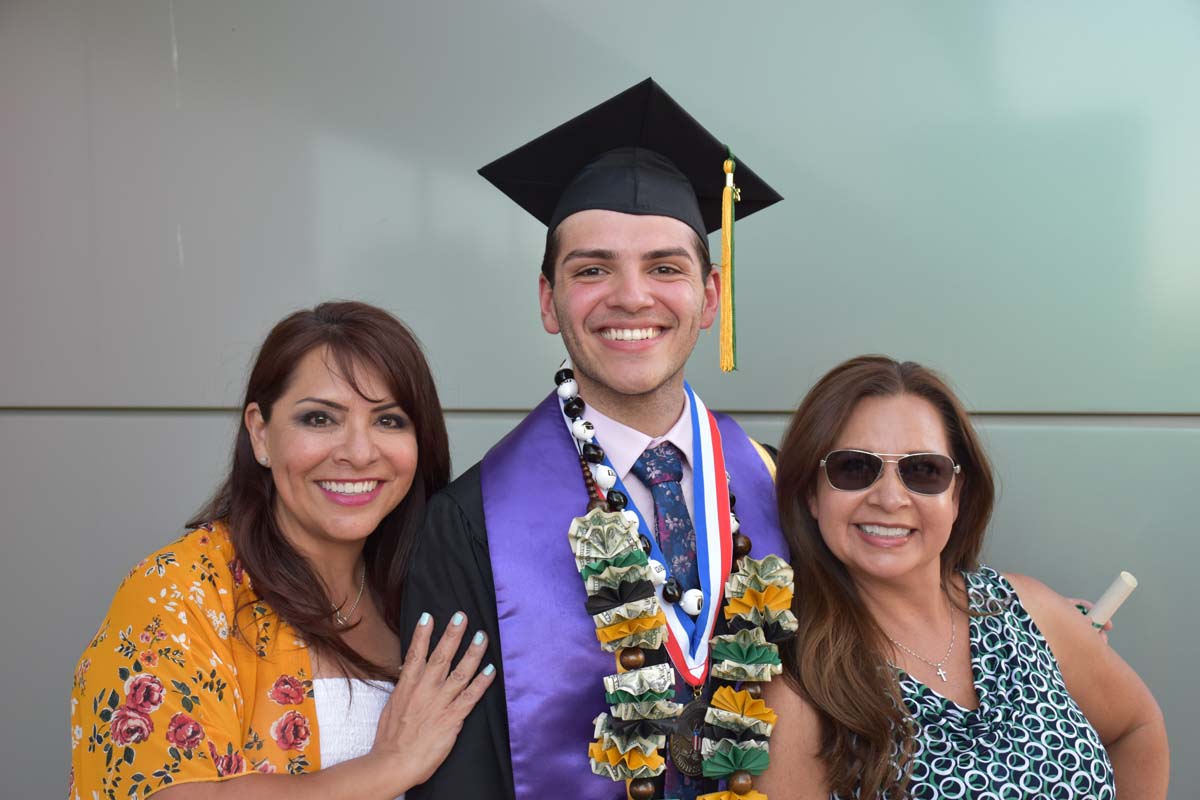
[478,78,782,240]
[480,78,782,371]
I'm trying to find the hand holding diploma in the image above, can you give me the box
[1088,571,1138,629]
[1073,571,1136,643]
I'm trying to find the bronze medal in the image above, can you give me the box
[669,698,708,778]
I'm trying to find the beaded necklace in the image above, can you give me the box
[555,363,798,799]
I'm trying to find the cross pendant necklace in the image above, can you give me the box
[887,602,957,684]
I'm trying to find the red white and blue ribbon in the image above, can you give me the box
[560,380,733,686]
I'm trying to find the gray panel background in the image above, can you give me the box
[1,1,1196,797]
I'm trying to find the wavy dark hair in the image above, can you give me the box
[189,301,450,680]
[775,355,995,798]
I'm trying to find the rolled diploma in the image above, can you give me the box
[1088,571,1138,626]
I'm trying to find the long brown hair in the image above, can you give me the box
[189,301,450,680]
[775,356,995,797]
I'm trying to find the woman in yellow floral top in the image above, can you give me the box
[71,302,496,800]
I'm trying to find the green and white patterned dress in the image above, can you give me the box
[839,566,1115,800]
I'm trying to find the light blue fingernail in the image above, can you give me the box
[418,612,431,626]
[451,612,464,626]
[483,663,495,676]
[473,631,485,646]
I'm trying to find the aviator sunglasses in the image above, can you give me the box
[819,449,960,495]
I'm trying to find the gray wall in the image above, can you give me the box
[2,1,1197,797]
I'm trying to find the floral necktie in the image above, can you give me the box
[631,442,705,798]
[631,441,699,593]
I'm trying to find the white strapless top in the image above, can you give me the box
[312,678,403,799]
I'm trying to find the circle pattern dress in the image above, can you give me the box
[835,566,1115,800]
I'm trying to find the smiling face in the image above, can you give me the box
[539,209,719,412]
[244,347,418,557]
[808,393,961,589]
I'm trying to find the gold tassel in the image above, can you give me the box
[719,157,737,372]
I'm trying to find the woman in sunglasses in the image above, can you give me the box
[758,355,1168,799]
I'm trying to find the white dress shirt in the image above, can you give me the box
[584,393,696,524]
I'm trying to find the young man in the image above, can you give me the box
[401,79,788,799]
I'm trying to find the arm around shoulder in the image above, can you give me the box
[756,678,830,800]
[1005,572,1169,800]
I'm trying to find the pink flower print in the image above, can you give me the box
[207,742,246,777]
[123,674,165,714]
[267,675,306,705]
[229,558,246,587]
[165,712,204,752]
[270,710,311,751]
[110,706,154,745]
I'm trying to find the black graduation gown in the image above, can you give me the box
[400,446,782,798]
[401,463,516,799]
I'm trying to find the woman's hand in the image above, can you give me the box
[370,611,497,791]
[149,612,496,800]
[1068,597,1114,643]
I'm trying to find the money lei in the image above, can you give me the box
[571,505,798,795]
[558,378,799,798]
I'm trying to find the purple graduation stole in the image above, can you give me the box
[481,392,787,798]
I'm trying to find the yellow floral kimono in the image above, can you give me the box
[70,522,322,799]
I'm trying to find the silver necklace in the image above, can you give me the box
[332,564,366,627]
[887,608,956,683]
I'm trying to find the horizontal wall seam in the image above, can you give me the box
[1,406,1198,423]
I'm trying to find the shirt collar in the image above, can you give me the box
[585,392,695,481]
